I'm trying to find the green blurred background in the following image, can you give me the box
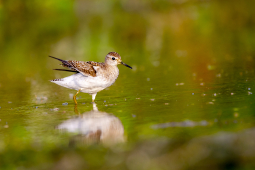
[1,0,255,169]
[2,0,255,79]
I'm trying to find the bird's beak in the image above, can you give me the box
[121,61,132,69]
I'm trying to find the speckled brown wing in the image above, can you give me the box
[63,60,98,77]
[86,61,103,67]
[49,56,103,77]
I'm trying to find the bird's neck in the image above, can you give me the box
[103,64,119,78]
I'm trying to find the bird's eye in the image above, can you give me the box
[112,57,115,60]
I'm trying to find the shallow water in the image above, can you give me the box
[1,59,255,169]
[1,0,255,169]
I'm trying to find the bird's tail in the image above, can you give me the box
[49,55,66,62]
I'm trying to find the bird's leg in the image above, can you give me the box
[74,104,80,115]
[91,93,97,103]
[73,89,81,105]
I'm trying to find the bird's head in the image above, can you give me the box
[105,52,132,69]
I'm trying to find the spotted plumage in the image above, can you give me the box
[49,52,132,104]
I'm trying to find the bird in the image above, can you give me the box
[49,52,132,104]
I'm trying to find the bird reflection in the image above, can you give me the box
[57,103,125,146]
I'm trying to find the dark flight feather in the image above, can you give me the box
[53,69,79,73]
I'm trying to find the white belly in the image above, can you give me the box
[51,73,117,94]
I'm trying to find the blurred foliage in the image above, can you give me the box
[0,0,77,78]
[0,0,254,79]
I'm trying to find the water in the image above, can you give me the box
[1,0,255,169]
